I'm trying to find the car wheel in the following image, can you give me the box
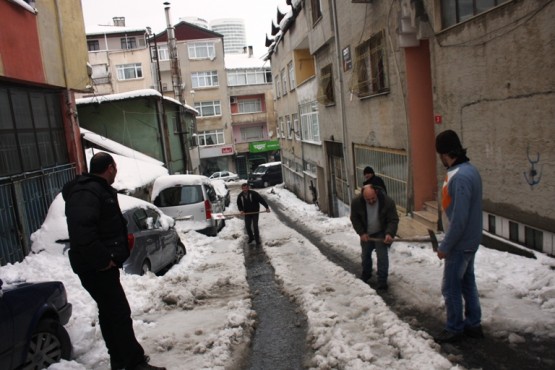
[175,241,186,263]
[24,318,72,369]
[141,260,151,275]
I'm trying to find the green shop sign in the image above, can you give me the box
[249,140,281,153]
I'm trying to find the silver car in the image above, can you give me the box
[122,205,186,275]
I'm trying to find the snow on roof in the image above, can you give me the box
[257,161,282,167]
[81,128,164,166]
[76,89,198,114]
[225,54,270,69]
[85,148,168,193]
[151,174,211,200]
[86,24,148,35]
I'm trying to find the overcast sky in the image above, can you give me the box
[81,0,286,56]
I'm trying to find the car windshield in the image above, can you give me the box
[154,185,203,206]
[253,166,267,175]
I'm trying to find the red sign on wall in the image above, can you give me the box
[434,115,442,124]
[221,147,233,154]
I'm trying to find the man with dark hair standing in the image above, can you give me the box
[237,183,270,245]
[62,152,165,370]
[350,185,398,290]
[434,130,483,344]
[362,166,387,193]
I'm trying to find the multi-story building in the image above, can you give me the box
[267,0,555,255]
[0,0,89,264]
[226,52,277,178]
[210,18,247,54]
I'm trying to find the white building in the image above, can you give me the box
[210,18,246,54]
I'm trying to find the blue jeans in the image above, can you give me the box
[360,232,389,283]
[442,250,482,333]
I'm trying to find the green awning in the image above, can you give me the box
[249,140,281,153]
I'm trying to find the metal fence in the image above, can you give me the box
[353,145,408,210]
[0,164,76,266]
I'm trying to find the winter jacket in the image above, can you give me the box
[363,175,387,194]
[237,190,269,213]
[439,161,483,255]
[350,189,399,237]
[62,174,129,274]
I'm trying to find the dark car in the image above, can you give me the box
[0,279,72,369]
[122,202,186,276]
[248,161,283,188]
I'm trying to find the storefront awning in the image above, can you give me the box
[249,140,280,153]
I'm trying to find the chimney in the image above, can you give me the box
[113,17,126,27]
[248,46,253,57]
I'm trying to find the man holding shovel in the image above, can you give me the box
[237,183,270,245]
[350,185,399,290]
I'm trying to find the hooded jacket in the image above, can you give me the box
[350,189,399,238]
[62,174,129,274]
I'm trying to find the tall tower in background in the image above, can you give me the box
[210,18,246,54]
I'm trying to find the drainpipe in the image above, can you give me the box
[331,0,352,203]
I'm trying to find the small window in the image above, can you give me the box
[87,40,100,51]
[441,0,511,28]
[509,221,519,243]
[120,37,137,50]
[116,63,143,81]
[488,214,496,234]
[525,226,543,252]
[353,31,388,97]
[319,64,335,105]
[310,0,322,25]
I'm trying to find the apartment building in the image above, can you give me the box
[0,0,89,264]
[267,0,555,255]
[226,52,277,178]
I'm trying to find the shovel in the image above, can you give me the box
[367,229,438,251]
[212,210,269,220]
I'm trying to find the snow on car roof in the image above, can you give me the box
[257,161,281,167]
[151,174,211,200]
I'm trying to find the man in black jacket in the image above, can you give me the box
[350,185,399,290]
[236,183,270,245]
[63,152,164,370]
[362,166,387,193]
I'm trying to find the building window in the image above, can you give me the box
[198,129,224,146]
[310,0,322,25]
[288,62,296,90]
[277,117,284,138]
[275,75,281,98]
[91,64,110,85]
[319,64,334,105]
[227,70,271,86]
[194,101,221,117]
[525,226,543,252]
[281,69,288,95]
[120,36,137,50]
[0,86,68,176]
[488,214,496,234]
[292,113,300,140]
[151,44,170,61]
[286,115,292,139]
[240,126,264,141]
[509,221,519,243]
[238,99,262,114]
[191,71,219,88]
[116,63,142,80]
[441,0,510,28]
[87,40,100,51]
[299,101,320,143]
[354,30,388,97]
[188,42,216,59]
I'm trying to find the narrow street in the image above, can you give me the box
[254,193,555,370]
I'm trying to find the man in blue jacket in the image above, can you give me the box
[434,130,484,344]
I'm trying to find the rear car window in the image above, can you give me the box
[154,185,203,206]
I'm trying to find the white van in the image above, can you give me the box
[151,175,225,236]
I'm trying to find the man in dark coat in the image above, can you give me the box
[63,152,164,370]
[236,183,270,245]
[350,185,399,290]
[362,166,387,193]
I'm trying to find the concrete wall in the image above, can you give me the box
[428,0,555,232]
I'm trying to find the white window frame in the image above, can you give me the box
[281,69,288,95]
[198,129,225,146]
[288,62,296,90]
[192,71,219,88]
[300,101,320,143]
[194,101,222,117]
[238,98,262,114]
[240,126,264,141]
[188,42,216,59]
[275,75,281,98]
[292,113,300,140]
[227,70,270,86]
[116,63,143,81]
[286,115,292,139]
